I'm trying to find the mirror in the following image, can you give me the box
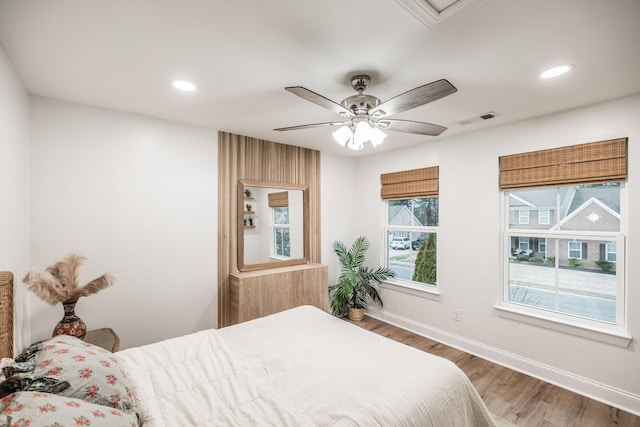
[237,179,309,272]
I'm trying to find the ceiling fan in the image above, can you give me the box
[274,74,457,150]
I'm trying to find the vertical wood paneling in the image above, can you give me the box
[217,132,321,327]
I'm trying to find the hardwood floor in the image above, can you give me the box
[350,315,640,427]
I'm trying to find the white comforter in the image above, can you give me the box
[118,306,496,427]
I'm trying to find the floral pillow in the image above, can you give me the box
[5,335,133,412]
[0,391,138,426]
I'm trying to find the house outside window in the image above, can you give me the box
[272,206,290,257]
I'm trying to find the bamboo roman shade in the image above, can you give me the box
[381,166,439,200]
[268,191,289,207]
[499,138,628,190]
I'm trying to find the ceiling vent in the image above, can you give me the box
[457,111,498,126]
[394,0,486,30]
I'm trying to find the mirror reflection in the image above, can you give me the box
[238,180,309,271]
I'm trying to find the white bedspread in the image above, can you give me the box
[118,306,496,427]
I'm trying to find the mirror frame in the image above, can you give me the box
[237,179,310,272]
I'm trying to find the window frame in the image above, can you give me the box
[518,209,530,224]
[538,209,550,225]
[382,197,440,297]
[271,206,291,259]
[498,183,630,346]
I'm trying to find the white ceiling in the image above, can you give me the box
[1,0,639,157]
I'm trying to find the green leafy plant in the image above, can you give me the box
[329,236,395,318]
[568,258,582,268]
[595,259,614,272]
[412,233,436,284]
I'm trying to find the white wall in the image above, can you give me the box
[0,44,31,354]
[29,97,218,349]
[344,93,640,413]
[320,152,359,285]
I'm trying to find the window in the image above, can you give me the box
[381,166,439,289]
[272,206,290,257]
[537,238,547,255]
[498,138,628,342]
[538,209,550,225]
[504,183,625,329]
[605,242,616,262]
[384,198,438,286]
[518,210,529,224]
[568,240,582,259]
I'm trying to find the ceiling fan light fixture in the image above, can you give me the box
[369,127,387,147]
[540,64,574,79]
[332,125,353,146]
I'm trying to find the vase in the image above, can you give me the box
[348,307,365,322]
[52,298,87,339]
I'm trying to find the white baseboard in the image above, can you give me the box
[366,308,640,416]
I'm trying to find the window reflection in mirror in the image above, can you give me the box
[238,180,309,272]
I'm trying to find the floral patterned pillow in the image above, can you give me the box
[6,335,133,412]
[0,391,138,426]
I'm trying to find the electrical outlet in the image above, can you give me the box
[454,309,462,322]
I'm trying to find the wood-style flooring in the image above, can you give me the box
[350,315,640,427]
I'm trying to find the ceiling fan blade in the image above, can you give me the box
[382,119,448,136]
[285,86,355,117]
[274,121,345,131]
[370,79,457,117]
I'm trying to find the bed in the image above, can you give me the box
[1,293,496,426]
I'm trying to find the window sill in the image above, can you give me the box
[381,279,441,301]
[494,304,632,348]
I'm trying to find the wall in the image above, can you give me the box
[29,97,218,349]
[346,93,640,413]
[0,44,31,353]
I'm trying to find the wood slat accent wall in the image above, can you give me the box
[0,271,14,358]
[217,132,322,327]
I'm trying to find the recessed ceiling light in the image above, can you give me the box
[540,64,574,79]
[171,79,197,91]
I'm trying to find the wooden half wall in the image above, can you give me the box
[217,132,322,327]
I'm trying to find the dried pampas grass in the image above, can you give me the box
[23,253,115,305]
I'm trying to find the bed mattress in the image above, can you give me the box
[117,305,496,426]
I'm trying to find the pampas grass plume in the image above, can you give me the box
[23,253,116,305]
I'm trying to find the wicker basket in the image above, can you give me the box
[348,308,365,322]
[0,271,14,358]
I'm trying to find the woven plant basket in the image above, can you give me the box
[348,308,365,322]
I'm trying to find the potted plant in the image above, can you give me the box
[329,236,395,321]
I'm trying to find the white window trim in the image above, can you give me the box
[382,200,439,292]
[499,185,629,344]
[568,240,582,259]
[519,209,529,224]
[271,207,290,258]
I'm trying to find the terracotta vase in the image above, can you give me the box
[52,298,87,339]
[348,307,365,322]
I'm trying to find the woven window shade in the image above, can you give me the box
[499,138,628,190]
[268,191,289,207]
[381,166,439,200]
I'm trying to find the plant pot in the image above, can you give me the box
[52,298,87,339]
[348,308,365,322]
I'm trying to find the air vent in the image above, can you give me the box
[458,111,498,126]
